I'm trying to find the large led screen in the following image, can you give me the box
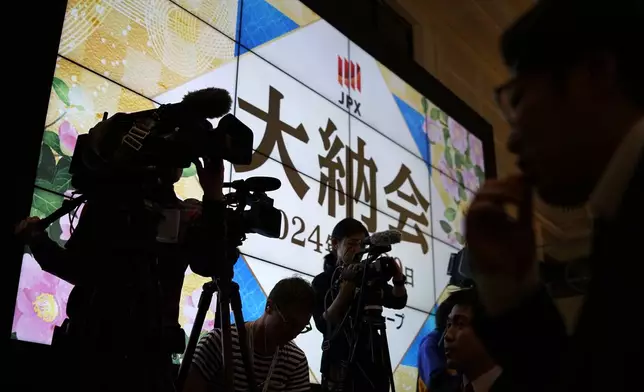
[13,0,487,388]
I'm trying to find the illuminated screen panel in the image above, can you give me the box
[234,51,350,182]
[13,1,485,389]
[240,3,350,111]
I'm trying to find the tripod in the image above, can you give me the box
[344,306,396,392]
[339,248,396,392]
[175,277,258,392]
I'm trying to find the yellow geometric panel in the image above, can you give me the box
[266,0,320,27]
[394,364,419,392]
[172,0,240,39]
[46,56,156,139]
[377,62,426,115]
[59,0,237,98]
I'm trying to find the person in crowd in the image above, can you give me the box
[465,0,644,391]
[441,289,510,392]
[15,156,228,392]
[312,218,408,392]
[183,276,314,392]
[417,295,458,392]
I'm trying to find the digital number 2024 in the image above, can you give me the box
[279,210,332,254]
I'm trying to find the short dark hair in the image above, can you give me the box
[323,218,369,271]
[435,295,455,333]
[267,276,315,312]
[331,218,369,241]
[445,288,483,325]
[501,0,644,106]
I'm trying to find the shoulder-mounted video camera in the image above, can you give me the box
[334,230,403,307]
[68,87,252,193]
[31,88,282,273]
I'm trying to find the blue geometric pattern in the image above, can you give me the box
[232,255,267,322]
[393,95,431,167]
[236,0,299,56]
[400,314,436,367]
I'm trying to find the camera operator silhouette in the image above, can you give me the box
[312,218,408,392]
[15,157,227,392]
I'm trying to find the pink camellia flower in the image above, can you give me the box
[423,117,443,144]
[446,232,462,247]
[469,133,485,168]
[13,253,74,345]
[436,153,455,177]
[59,190,85,241]
[58,120,78,156]
[448,117,469,154]
[439,163,461,201]
[461,167,480,191]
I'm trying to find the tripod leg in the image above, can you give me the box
[217,279,236,392]
[230,282,258,392]
[175,281,217,391]
[214,288,222,328]
[378,327,396,392]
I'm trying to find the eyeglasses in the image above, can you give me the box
[494,77,520,122]
[274,304,312,335]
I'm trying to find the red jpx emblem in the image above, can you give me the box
[337,56,361,93]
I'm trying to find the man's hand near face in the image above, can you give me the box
[465,175,538,316]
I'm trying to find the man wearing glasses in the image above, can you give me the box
[183,277,314,392]
[465,0,643,391]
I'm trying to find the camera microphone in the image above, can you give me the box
[362,229,403,247]
[179,87,232,119]
[223,176,282,193]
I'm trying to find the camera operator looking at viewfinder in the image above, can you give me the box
[15,156,228,392]
[312,218,407,392]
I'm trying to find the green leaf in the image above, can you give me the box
[456,170,464,184]
[442,127,450,141]
[430,107,440,121]
[439,111,449,125]
[439,220,453,234]
[421,97,429,113]
[474,164,484,176]
[474,165,485,184]
[52,77,70,106]
[35,178,54,190]
[454,150,464,169]
[182,163,197,178]
[52,156,72,192]
[37,143,57,183]
[454,232,465,245]
[463,151,473,169]
[10,332,17,340]
[458,185,468,202]
[30,205,45,220]
[444,207,457,222]
[42,130,63,156]
[444,147,454,168]
[32,188,63,219]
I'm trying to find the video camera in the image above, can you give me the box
[344,229,403,306]
[68,87,252,192]
[362,256,398,283]
[35,87,282,275]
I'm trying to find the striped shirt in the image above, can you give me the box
[193,326,310,392]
